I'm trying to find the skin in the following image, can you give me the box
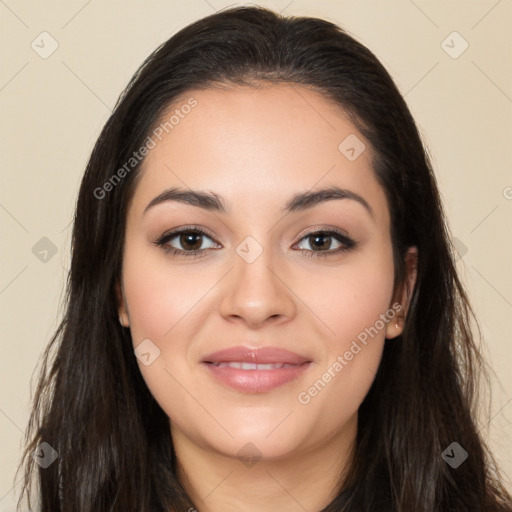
[117,83,417,512]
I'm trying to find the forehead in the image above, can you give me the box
[130,83,389,224]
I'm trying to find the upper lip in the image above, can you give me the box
[202,346,311,365]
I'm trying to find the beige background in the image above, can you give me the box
[1,0,511,509]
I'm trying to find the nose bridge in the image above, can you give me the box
[219,236,296,326]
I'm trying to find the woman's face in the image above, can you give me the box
[118,83,409,462]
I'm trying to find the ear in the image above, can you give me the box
[385,246,418,340]
[116,280,130,328]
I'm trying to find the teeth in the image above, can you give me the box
[213,362,296,370]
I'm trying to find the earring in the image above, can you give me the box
[395,314,405,331]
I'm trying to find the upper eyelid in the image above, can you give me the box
[157,225,216,241]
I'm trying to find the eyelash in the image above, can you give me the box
[153,225,357,260]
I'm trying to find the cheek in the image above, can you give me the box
[123,272,169,343]
[122,245,206,342]
[121,244,219,398]
[121,246,204,414]
[306,248,395,349]
[296,247,395,407]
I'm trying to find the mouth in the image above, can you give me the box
[209,362,300,370]
[201,346,312,393]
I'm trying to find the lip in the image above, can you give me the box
[202,346,312,393]
[202,346,311,365]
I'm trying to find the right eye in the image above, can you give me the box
[154,227,221,258]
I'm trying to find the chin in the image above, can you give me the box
[203,419,311,461]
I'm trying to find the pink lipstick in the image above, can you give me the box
[202,346,312,393]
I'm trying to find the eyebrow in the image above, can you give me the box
[144,185,374,219]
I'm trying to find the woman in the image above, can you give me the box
[17,5,512,511]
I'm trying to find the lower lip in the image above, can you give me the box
[203,362,312,393]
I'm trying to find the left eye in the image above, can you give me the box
[295,231,347,252]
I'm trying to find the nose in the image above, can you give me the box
[219,247,297,329]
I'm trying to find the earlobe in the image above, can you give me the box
[386,246,418,340]
[116,281,130,327]
[385,309,405,340]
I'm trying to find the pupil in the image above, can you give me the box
[181,233,202,250]
[311,234,330,250]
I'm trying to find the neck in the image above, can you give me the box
[172,414,357,512]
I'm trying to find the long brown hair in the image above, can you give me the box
[17,6,512,511]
